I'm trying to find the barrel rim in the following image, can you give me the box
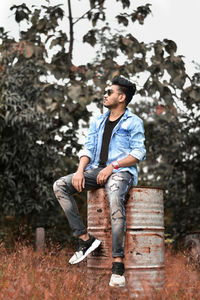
[87,265,165,270]
[88,186,165,192]
[133,185,165,191]
[88,226,165,230]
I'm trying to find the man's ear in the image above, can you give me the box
[119,93,126,104]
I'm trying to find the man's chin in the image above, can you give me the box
[103,102,110,108]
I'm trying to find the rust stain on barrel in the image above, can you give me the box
[87,186,165,297]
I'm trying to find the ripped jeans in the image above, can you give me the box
[53,167,133,258]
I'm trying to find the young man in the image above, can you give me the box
[53,76,146,287]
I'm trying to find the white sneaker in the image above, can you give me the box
[69,235,101,264]
[109,274,126,287]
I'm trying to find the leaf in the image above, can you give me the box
[15,10,29,23]
[23,44,34,58]
[165,58,179,78]
[10,4,31,23]
[144,78,162,96]
[132,58,147,72]
[137,88,146,97]
[189,87,200,102]
[36,105,45,114]
[49,102,57,112]
[116,15,129,26]
[89,0,96,9]
[156,105,165,115]
[121,37,132,46]
[116,0,130,9]
[50,37,63,49]
[164,39,177,54]
[111,70,120,79]
[119,35,142,58]
[83,30,97,47]
[162,86,173,104]
[67,85,82,100]
[37,18,47,32]
[85,69,94,80]
[148,63,163,76]
[169,104,177,116]
[92,12,100,27]
[153,41,164,57]
[131,4,152,25]
[173,75,186,89]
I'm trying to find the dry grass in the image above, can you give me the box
[0,242,199,300]
[153,249,200,300]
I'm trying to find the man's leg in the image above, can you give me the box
[53,168,102,263]
[53,173,87,236]
[105,171,133,287]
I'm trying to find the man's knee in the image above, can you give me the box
[53,178,63,193]
[53,177,71,196]
[53,174,74,196]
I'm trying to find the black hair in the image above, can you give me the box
[111,76,136,106]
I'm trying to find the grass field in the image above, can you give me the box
[0,242,199,300]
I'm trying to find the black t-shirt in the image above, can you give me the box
[98,114,124,167]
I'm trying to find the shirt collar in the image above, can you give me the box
[103,107,131,120]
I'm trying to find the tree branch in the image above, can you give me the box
[68,0,73,63]
[72,4,101,26]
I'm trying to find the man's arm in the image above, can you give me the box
[116,154,139,167]
[72,156,90,192]
[97,154,138,186]
[129,118,146,162]
[78,117,97,162]
[73,117,98,192]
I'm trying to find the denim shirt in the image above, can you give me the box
[79,108,146,186]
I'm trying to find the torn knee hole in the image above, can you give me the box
[112,174,125,181]
[110,183,119,192]
[112,209,123,219]
[56,180,66,187]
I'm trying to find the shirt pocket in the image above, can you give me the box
[114,128,130,148]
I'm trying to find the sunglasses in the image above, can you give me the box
[104,88,114,96]
[104,89,122,96]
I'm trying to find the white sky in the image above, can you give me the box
[1,0,199,75]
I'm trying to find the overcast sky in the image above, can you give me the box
[1,0,200,75]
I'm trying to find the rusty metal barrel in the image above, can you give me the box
[87,186,165,298]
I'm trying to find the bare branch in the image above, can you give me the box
[73,4,101,26]
[68,0,73,63]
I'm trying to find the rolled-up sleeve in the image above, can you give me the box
[78,117,97,161]
[129,118,146,162]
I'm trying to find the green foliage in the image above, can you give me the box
[0,6,85,220]
[0,58,58,215]
[139,100,200,239]
[116,3,152,26]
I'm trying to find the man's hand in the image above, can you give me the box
[97,165,113,186]
[72,171,85,192]
[72,156,90,192]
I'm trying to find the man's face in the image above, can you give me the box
[103,85,124,109]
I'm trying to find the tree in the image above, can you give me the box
[0,5,84,231]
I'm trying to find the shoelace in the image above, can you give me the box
[112,262,125,276]
[77,235,93,251]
